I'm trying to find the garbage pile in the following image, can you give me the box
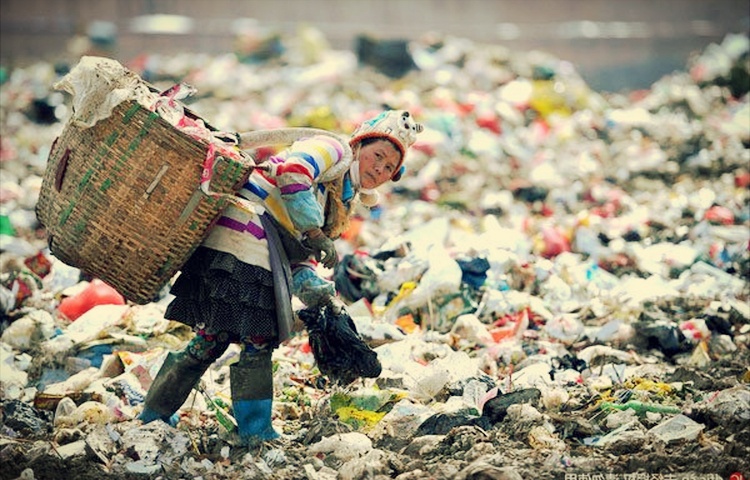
[1,28,749,480]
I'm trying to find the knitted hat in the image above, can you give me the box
[349,110,423,181]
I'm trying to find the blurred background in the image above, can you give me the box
[1,0,749,92]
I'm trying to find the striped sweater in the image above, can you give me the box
[202,135,352,271]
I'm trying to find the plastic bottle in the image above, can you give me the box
[58,279,126,321]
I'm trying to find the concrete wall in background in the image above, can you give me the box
[1,0,748,92]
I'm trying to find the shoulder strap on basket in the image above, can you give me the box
[202,128,353,214]
[239,128,353,182]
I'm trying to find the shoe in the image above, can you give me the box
[138,406,179,427]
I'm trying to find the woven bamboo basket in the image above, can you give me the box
[36,100,254,304]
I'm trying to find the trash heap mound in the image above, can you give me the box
[1,29,748,480]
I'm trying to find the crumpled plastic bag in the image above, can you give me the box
[400,244,462,310]
[298,305,382,385]
[333,253,382,303]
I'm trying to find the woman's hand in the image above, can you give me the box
[302,228,338,269]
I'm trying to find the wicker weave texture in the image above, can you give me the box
[36,100,253,304]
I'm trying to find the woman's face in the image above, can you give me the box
[357,139,402,189]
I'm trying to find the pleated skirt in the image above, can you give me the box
[165,246,278,343]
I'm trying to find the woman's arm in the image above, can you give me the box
[272,135,346,233]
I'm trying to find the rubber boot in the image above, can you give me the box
[138,350,210,425]
[230,349,280,444]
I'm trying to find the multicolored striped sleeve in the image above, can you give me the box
[275,136,345,192]
[274,135,346,232]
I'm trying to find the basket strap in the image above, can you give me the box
[199,142,224,196]
[196,128,354,216]
[196,143,261,216]
[238,128,353,182]
[198,127,355,214]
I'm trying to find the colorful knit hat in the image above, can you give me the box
[349,110,423,181]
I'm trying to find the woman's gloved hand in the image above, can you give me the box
[303,228,338,269]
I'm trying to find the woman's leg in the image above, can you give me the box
[230,342,280,443]
[139,332,230,424]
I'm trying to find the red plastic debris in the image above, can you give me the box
[58,279,126,321]
[540,226,571,258]
[704,205,734,225]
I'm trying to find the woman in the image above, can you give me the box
[138,110,423,444]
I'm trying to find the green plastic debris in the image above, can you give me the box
[335,406,386,430]
[600,400,681,415]
[330,389,404,430]
[0,215,16,236]
[199,386,237,432]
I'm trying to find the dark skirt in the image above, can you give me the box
[165,246,279,343]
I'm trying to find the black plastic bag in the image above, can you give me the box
[355,35,417,79]
[333,253,381,303]
[298,304,382,385]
